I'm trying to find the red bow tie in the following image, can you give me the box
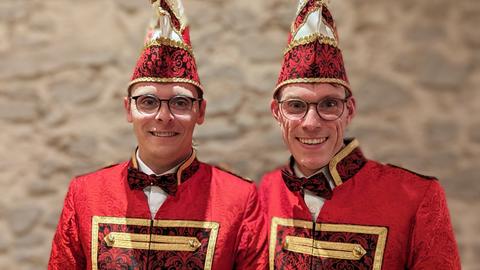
[281,169,333,199]
[127,167,179,195]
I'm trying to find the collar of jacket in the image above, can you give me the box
[286,138,367,188]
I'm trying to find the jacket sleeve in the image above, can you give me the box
[48,179,86,270]
[234,185,269,270]
[408,180,461,269]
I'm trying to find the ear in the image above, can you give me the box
[196,99,207,125]
[271,99,281,122]
[345,96,356,125]
[124,96,133,123]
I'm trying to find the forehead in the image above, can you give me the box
[130,82,197,97]
[279,83,345,100]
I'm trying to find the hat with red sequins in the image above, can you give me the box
[129,0,203,93]
[275,0,350,96]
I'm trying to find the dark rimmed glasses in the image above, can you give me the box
[131,94,202,116]
[278,97,349,121]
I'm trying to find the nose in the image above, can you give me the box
[301,104,323,129]
[154,100,174,121]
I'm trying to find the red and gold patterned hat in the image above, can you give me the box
[129,0,203,93]
[275,0,350,96]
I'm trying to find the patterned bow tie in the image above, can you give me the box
[281,169,333,199]
[127,167,179,195]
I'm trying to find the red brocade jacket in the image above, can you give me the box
[259,139,460,270]
[48,157,268,270]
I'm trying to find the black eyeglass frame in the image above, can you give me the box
[277,96,350,121]
[130,94,203,116]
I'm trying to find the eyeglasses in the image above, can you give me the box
[278,97,348,121]
[131,94,202,116]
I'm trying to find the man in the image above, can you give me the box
[48,1,267,269]
[259,0,461,269]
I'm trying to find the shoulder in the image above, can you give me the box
[203,162,255,187]
[364,161,439,195]
[72,161,129,185]
[382,163,438,181]
[258,167,284,190]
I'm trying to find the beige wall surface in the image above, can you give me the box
[0,0,479,269]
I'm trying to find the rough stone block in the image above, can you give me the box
[7,206,43,235]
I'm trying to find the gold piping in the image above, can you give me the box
[91,216,219,270]
[131,151,138,169]
[176,149,196,185]
[269,217,388,270]
[284,33,338,55]
[285,236,366,260]
[145,37,193,56]
[328,139,359,187]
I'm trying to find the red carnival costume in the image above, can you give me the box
[260,139,460,269]
[49,1,267,269]
[49,153,266,269]
[260,0,460,269]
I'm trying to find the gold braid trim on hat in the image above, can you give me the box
[275,78,350,94]
[145,37,194,56]
[129,77,204,92]
[284,33,338,55]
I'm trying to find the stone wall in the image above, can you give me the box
[0,0,478,269]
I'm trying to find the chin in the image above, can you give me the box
[297,154,330,169]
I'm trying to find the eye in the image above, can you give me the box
[170,96,192,110]
[138,95,159,108]
[318,98,340,109]
[284,99,307,113]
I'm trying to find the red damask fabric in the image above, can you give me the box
[130,45,200,86]
[259,139,460,269]
[276,0,350,94]
[48,161,268,269]
[277,42,349,88]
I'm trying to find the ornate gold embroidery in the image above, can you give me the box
[285,236,367,260]
[129,77,203,92]
[144,37,194,56]
[275,78,350,94]
[91,216,219,270]
[329,139,359,187]
[284,33,338,55]
[270,217,388,270]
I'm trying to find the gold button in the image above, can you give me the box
[353,246,365,258]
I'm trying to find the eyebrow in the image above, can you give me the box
[131,86,156,96]
[281,94,345,100]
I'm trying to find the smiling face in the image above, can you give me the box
[271,83,356,176]
[124,82,206,174]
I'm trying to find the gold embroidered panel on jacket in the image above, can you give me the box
[91,216,219,270]
[269,217,388,270]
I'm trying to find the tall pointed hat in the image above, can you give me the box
[129,0,203,93]
[275,0,350,96]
